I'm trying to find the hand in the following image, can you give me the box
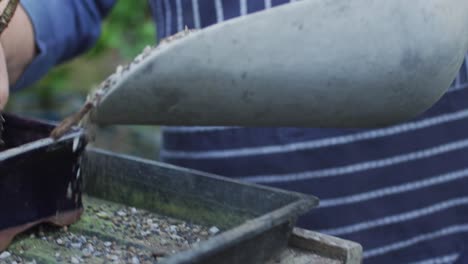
[0,2,36,110]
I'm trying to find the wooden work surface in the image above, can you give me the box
[270,228,363,264]
[268,247,341,264]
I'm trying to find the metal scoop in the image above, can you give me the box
[89,0,468,128]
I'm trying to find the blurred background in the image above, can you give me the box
[6,1,162,160]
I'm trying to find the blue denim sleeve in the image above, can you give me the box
[13,0,116,90]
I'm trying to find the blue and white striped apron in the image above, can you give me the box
[149,1,468,263]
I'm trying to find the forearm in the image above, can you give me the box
[0,1,35,85]
[9,0,116,90]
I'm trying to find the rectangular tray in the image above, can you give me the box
[82,148,318,264]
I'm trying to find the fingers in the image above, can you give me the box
[0,43,8,110]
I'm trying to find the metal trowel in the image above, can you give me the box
[54,0,468,138]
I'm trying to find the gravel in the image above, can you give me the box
[2,197,220,264]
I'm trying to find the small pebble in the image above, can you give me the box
[117,210,126,217]
[116,65,123,75]
[0,251,11,259]
[104,241,112,247]
[128,246,136,254]
[209,226,220,235]
[71,256,80,264]
[168,225,178,233]
[130,208,137,214]
[97,211,110,219]
[170,234,183,241]
[135,56,143,64]
[56,239,64,245]
[143,46,151,54]
[140,231,151,237]
[152,249,167,258]
[71,242,82,249]
[132,256,141,264]
[87,244,95,253]
[82,248,92,257]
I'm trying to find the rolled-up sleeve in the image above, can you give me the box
[13,0,116,90]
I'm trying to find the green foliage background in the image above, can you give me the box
[88,1,156,59]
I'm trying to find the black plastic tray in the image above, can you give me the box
[83,148,318,264]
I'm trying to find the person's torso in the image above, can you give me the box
[148,1,468,263]
[149,0,293,39]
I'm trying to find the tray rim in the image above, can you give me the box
[0,114,84,161]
